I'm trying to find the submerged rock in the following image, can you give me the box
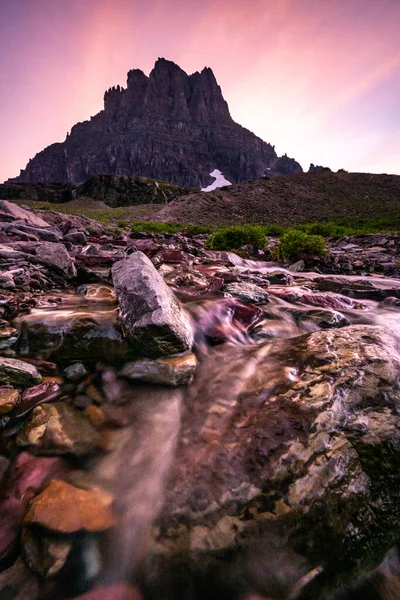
[112,252,193,357]
[16,402,101,455]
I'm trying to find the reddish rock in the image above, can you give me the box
[0,452,67,563]
[24,479,115,533]
[127,238,159,257]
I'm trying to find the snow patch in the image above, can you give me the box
[201,169,232,192]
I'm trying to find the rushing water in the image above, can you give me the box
[11,268,400,598]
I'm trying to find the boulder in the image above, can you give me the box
[0,200,51,228]
[111,252,193,357]
[151,325,400,593]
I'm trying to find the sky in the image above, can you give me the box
[1,0,400,183]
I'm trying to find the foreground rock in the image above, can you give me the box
[24,479,115,533]
[112,252,193,357]
[151,325,400,595]
[0,357,42,387]
[120,353,196,386]
[16,402,101,455]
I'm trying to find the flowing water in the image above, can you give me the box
[12,268,400,598]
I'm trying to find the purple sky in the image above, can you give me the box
[1,0,400,182]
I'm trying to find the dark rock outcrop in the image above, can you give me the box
[75,174,191,207]
[9,58,302,188]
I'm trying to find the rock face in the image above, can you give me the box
[9,58,302,188]
[111,252,193,357]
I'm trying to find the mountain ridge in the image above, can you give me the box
[9,58,302,188]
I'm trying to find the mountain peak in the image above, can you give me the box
[9,59,302,187]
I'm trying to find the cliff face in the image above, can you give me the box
[10,58,302,188]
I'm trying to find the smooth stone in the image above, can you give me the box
[0,385,19,414]
[119,353,197,386]
[64,362,88,381]
[111,252,193,358]
[16,402,101,455]
[0,357,42,387]
[222,282,269,304]
[24,479,115,533]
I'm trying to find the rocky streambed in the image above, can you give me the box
[1,200,400,599]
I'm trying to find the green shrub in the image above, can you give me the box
[130,221,180,234]
[263,224,287,237]
[295,221,348,237]
[206,224,267,251]
[185,224,213,236]
[274,229,328,262]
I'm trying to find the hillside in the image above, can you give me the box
[152,171,400,226]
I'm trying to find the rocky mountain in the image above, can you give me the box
[9,58,302,188]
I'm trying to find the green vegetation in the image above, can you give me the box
[263,224,287,237]
[206,224,267,251]
[130,221,180,234]
[184,224,213,236]
[273,229,328,262]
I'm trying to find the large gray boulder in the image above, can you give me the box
[111,252,193,357]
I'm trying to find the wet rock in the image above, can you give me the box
[15,309,128,363]
[0,452,67,563]
[120,353,197,386]
[64,362,88,381]
[0,557,40,600]
[294,308,350,329]
[9,380,63,420]
[16,402,101,455]
[316,276,400,300]
[222,282,269,304]
[0,385,19,414]
[22,527,73,577]
[0,357,42,387]
[154,325,400,589]
[24,479,115,533]
[111,252,193,357]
